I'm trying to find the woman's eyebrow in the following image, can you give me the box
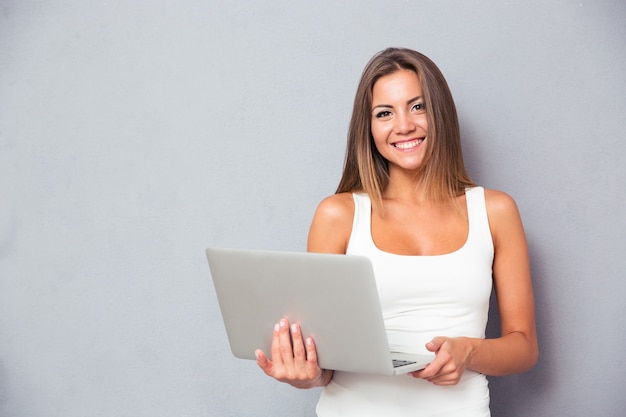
[371,96,423,111]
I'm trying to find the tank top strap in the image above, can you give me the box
[465,187,494,254]
[347,193,375,254]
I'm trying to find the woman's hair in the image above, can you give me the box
[335,47,474,211]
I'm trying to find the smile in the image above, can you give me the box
[392,138,425,150]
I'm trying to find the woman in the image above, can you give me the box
[255,47,538,416]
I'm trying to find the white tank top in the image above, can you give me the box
[316,186,493,417]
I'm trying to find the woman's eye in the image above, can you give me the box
[412,102,425,112]
[375,110,392,119]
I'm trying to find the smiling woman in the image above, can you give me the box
[336,49,474,214]
[254,47,538,417]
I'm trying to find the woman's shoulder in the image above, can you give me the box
[482,188,520,214]
[313,192,355,222]
[482,188,524,234]
[307,193,355,253]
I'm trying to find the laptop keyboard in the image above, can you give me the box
[392,359,417,368]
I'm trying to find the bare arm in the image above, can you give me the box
[469,189,538,375]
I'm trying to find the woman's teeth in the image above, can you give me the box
[393,138,424,149]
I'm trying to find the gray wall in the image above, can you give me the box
[1,1,624,416]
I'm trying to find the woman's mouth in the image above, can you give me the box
[392,138,425,150]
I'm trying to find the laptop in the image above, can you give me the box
[205,247,434,375]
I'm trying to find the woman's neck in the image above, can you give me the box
[383,171,429,204]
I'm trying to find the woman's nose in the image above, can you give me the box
[394,112,415,134]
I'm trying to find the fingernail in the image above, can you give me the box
[280,319,287,327]
[274,323,280,332]
[291,324,298,333]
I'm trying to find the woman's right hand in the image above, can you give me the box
[255,318,332,389]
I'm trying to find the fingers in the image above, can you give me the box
[255,349,273,375]
[426,336,446,352]
[410,337,446,378]
[410,360,458,385]
[290,323,307,363]
[267,319,315,368]
[409,337,467,386]
[269,321,285,366]
[258,318,324,388]
[263,319,293,377]
[409,356,444,380]
[304,337,319,366]
[421,360,459,385]
[277,319,295,366]
[272,318,310,360]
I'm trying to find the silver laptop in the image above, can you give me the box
[205,247,434,375]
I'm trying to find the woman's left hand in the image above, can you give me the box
[409,337,473,386]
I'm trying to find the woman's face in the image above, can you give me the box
[370,69,428,175]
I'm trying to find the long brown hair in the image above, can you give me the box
[336,47,474,212]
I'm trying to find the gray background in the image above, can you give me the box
[1,1,624,416]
